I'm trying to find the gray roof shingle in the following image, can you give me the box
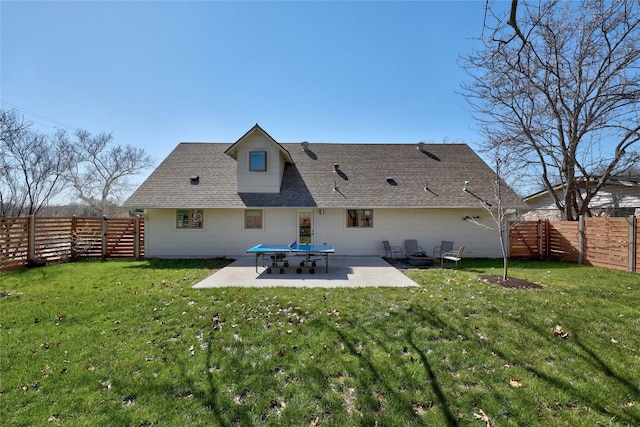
[125,141,524,209]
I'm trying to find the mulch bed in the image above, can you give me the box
[479,274,544,290]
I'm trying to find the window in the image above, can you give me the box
[249,151,267,172]
[347,209,373,228]
[176,209,204,229]
[244,209,263,229]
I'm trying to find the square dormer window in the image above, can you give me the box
[249,150,267,172]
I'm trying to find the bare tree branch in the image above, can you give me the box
[462,0,640,220]
[66,130,154,216]
[508,0,527,44]
[1,109,71,217]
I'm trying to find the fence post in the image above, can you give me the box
[134,216,140,259]
[71,216,76,259]
[28,215,36,262]
[629,215,636,273]
[538,220,543,259]
[102,216,107,260]
[578,215,584,265]
[543,219,550,260]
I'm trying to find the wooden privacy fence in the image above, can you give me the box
[0,216,144,272]
[510,216,638,272]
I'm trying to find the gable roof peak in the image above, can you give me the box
[224,124,293,163]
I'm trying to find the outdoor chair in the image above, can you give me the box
[432,241,454,259]
[405,239,424,257]
[441,246,465,269]
[382,241,402,260]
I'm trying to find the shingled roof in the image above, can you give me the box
[125,140,524,209]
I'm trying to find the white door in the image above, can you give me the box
[298,210,313,245]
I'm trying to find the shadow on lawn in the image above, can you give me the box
[500,315,640,424]
[333,327,435,426]
[329,308,463,426]
[460,259,585,274]
[408,331,460,426]
[196,313,450,425]
[191,292,637,425]
[406,302,639,425]
[122,258,234,270]
[202,341,234,427]
[572,337,640,398]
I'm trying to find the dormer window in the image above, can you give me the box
[249,150,267,172]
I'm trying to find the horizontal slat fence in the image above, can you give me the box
[584,218,630,271]
[72,217,103,259]
[106,218,142,258]
[547,221,580,263]
[34,217,73,263]
[509,220,541,259]
[636,220,640,273]
[510,216,637,272]
[0,217,30,272]
[1,216,144,272]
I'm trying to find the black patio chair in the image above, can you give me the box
[405,239,424,257]
[382,240,403,260]
[433,241,454,259]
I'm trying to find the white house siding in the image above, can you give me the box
[588,186,640,209]
[236,134,284,193]
[529,187,640,210]
[144,208,297,258]
[314,208,502,258]
[524,185,640,220]
[144,207,503,259]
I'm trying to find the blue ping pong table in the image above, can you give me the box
[247,242,335,274]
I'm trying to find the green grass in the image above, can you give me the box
[1,258,638,426]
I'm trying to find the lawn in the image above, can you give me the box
[1,258,638,426]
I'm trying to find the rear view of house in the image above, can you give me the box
[125,125,523,258]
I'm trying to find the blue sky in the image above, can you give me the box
[1,1,489,171]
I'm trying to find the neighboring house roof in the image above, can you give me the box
[607,175,640,185]
[125,132,524,209]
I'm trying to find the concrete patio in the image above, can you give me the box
[193,256,419,288]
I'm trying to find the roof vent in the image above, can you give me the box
[334,164,340,172]
[417,141,425,151]
[386,177,397,186]
[301,141,309,150]
[190,176,199,185]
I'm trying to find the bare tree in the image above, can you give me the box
[464,140,525,280]
[0,109,30,145]
[0,109,71,217]
[463,0,640,220]
[66,130,154,216]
